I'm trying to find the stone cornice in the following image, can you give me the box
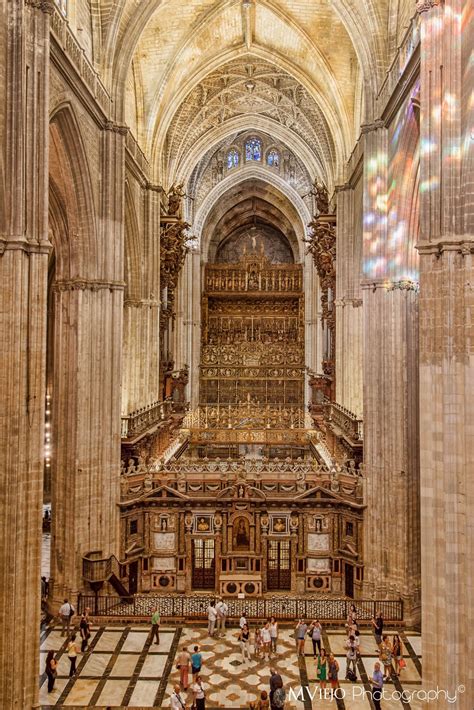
[416,238,474,256]
[0,238,51,256]
[334,297,363,308]
[334,183,352,193]
[103,121,128,136]
[416,0,442,14]
[361,278,419,292]
[145,182,164,194]
[124,299,161,308]
[53,278,125,292]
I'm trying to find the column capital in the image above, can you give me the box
[334,183,352,193]
[25,0,55,13]
[145,182,165,193]
[102,120,128,136]
[360,119,386,135]
[416,0,442,14]
[0,238,51,256]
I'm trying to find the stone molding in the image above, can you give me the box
[416,0,442,14]
[334,297,363,308]
[124,299,161,308]
[103,121,128,136]
[416,238,474,256]
[0,238,51,256]
[53,278,125,292]
[361,278,419,292]
[360,119,386,135]
[334,183,352,193]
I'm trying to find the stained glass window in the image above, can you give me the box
[227,149,239,169]
[267,149,280,168]
[245,137,262,162]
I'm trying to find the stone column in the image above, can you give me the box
[0,1,51,707]
[335,183,363,416]
[50,123,125,601]
[417,0,474,704]
[361,122,421,621]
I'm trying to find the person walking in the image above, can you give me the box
[170,683,187,710]
[269,617,278,655]
[345,635,358,680]
[309,619,322,658]
[151,607,161,645]
[371,662,384,710]
[328,653,340,690]
[295,619,307,656]
[176,645,191,690]
[261,622,272,662]
[215,598,228,636]
[79,611,91,652]
[239,623,252,662]
[372,612,384,651]
[317,648,328,689]
[207,601,217,637]
[59,598,75,637]
[379,635,393,681]
[191,645,203,679]
[191,674,206,710]
[67,633,79,677]
[392,634,403,676]
[45,651,57,693]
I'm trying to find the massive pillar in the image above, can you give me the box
[417,0,474,704]
[50,123,125,601]
[0,1,51,706]
[335,182,363,417]
[361,121,421,621]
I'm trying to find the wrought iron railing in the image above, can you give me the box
[121,399,174,439]
[77,594,403,622]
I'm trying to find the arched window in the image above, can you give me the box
[227,149,239,170]
[245,137,262,162]
[267,149,280,168]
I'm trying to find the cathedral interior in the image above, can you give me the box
[0,0,473,708]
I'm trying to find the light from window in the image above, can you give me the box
[227,149,239,169]
[245,137,262,162]
[267,149,280,168]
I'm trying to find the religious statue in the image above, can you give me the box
[234,517,250,550]
[197,517,210,531]
[167,183,186,216]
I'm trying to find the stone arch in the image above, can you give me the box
[193,166,311,262]
[48,104,98,279]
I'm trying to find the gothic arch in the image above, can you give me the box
[48,104,98,279]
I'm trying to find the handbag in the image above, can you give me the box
[399,658,407,669]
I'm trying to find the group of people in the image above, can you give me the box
[44,599,92,693]
[171,644,206,710]
[238,614,279,662]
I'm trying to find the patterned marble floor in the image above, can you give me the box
[39,622,423,709]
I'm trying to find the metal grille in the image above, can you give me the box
[267,540,291,590]
[192,539,215,590]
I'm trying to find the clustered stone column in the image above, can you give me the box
[417,0,474,705]
[50,122,125,603]
[0,1,51,707]
[335,182,363,417]
[361,121,421,623]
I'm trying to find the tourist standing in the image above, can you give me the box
[309,619,322,657]
[207,601,217,637]
[295,619,307,656]
[59,598,75,637]
[372,612,384,651]
[269,617,278,655]
[328,653,339,690]
[239,623,252,662]
[261,621,272,661]
[256,690,270,710]
[345,635,358,679]
[45,650,57,693]
[371,662,384,710]
[216,598,228,636]
[254,628,263,658]
[392,634,403,676]
[191,674,206,710]
[240,611,248,629]
[67,633,79,677]
[379,635,393,680]
[170,683,187,710]
[79,611,91,652]
[176,645,191,690]
[191,645,203,679]
[317,648,328,689]
[346,603,357,634]
[151,607,161,645]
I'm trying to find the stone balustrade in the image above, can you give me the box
[376,13,421,114]
[121,399,174,439]
[325,400,364,442]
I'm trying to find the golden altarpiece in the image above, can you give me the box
[117,230,364,600]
